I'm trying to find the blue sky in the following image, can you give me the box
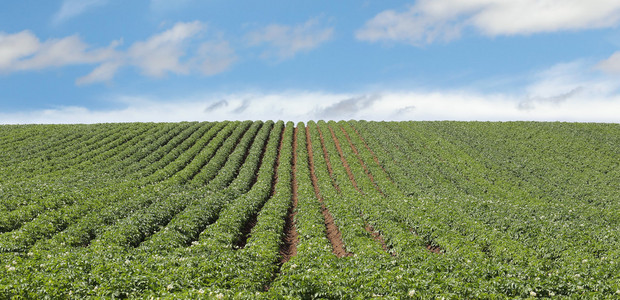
[1,0,620,123]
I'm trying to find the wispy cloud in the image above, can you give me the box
[0,22,236,85]
[246,17,333,60]
[125,21,205,77]
[204,100,228,112]
[597,51,620,74]
[52,0,109,25]
[356,0,620,45]
[2,89,618,124]
[0,30,118,73]
[2,57,618,123]
[315,94,381,119]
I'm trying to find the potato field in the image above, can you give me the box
[0,120,619,298]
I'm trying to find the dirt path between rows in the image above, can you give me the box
[279,127,298,264]
[327,125,393,255]
[350,125,388,173]
[339,126,384,196]
[327,126,360,192]
[235,125,285,250]
[306,126,351,257]
[316,125,339,192]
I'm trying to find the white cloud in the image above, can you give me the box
[52,0,109,24]
[0,31,40,70]
[246,18,333,60]
[597,51,620,74]
[5,59,618,124]
[0,30,118,73]
[75,62,123,85]
[0,22,236,84]
[356,0,620,45]
[195,41,237,76]
[127,21,204,77]
[2,88,618,124]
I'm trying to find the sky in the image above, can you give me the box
[1,0,620,123]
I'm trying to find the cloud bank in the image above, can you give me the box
[2,90,617,124]
[2,59,618,124]
[357,0,620,45]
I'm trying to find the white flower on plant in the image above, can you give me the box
[216,293,224,299]
[166,284,174,290]
[125,259,130,264]
[408,289,415,296]
[7,266,15,271]
[197,289,204,294]
[529,290,536,297]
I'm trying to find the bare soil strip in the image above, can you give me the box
[329,125,393,255]
[350,126,393,183]
[306,126,352,257]
[327,126,359,192]
[339,126,384,195]
[426,245,442,254]
[271,126,286,197]
[233,217,257,249]
[409,228,443,254]
[279,128,299,264]
[235,126,285,249]
[364,223,393,255]
[316,125,339,191]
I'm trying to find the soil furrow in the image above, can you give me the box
[306,126,352,258]
[235,125,285,249]
[279,128,298,264]
[316,125,339,191]
[327,126,359,193]
[409,228,443,254]
[340,126,384,196]
[364,223,392,255]
[329,125,393,255]
[350,125,391,178]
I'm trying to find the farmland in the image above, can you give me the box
[0,121,619,298]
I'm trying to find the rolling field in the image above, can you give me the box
[0,121,619,298]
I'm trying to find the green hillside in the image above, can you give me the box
[1,121,619,298]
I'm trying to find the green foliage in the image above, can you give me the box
[0,121,618,298]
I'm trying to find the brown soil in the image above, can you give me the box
[349,125,393,182]
[426,244,442,254]
[316,125,339,191]
[364,223,393,256]
[409,228,443,254]
[327,126,360,193]
[272,125,286,197]
[306,126,352,257]
[235,126,285,250]
[329,125,393,256]
[339,126,384,195]
[233,217,257,249]
[279,128,299,264]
